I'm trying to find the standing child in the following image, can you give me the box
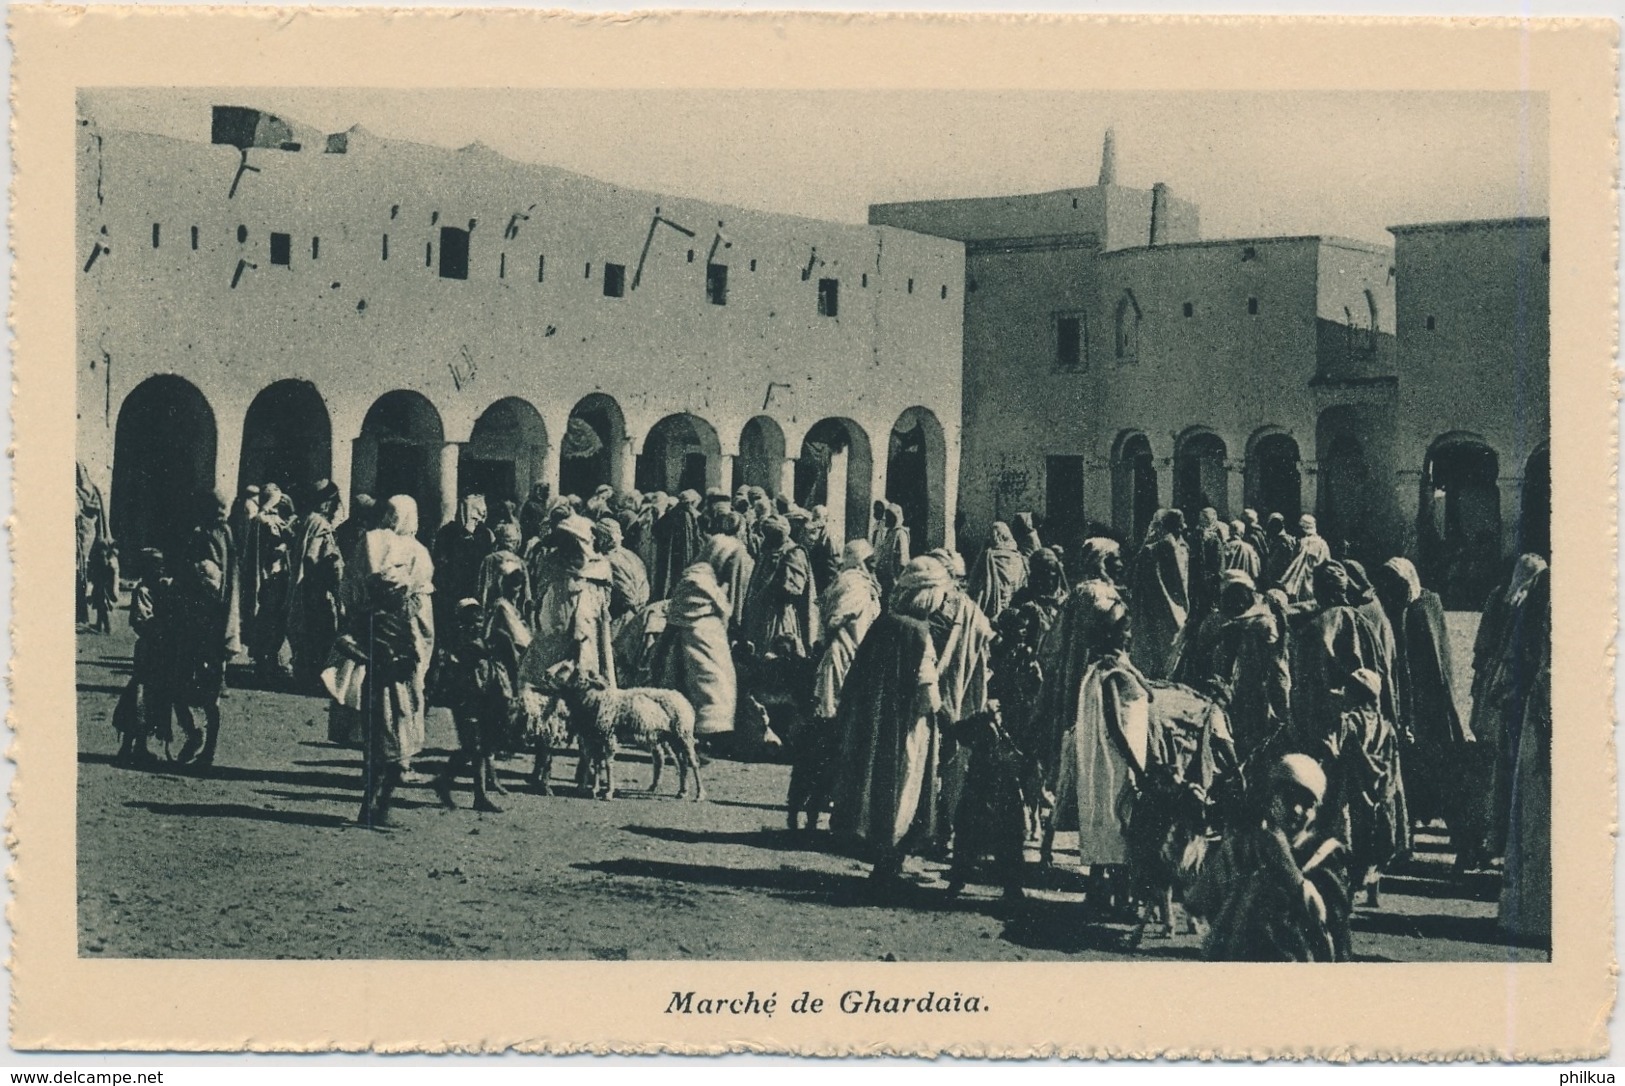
[116,548,172,764]
[945,702,1029,902]
[432,599,509,813]
[88,538,120,634]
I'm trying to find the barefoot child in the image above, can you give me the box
[115,548,172,764]
[433,599,509,813]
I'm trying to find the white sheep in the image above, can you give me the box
[539,661,706,802]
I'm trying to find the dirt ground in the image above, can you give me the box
[76,616,1542,963]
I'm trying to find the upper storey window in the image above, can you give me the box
[439,227,470,280]
[1114,291,1141,362]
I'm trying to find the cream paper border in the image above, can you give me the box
[8,9,1617,1058]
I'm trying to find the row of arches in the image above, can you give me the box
[1106,420,1548,608]
[108,375,948,554]
[1110,427,1306,544]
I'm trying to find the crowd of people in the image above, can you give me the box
[86,468,1553,962]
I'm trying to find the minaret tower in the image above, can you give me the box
[1098,128,1117,186]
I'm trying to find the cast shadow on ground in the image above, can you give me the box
[76,682,131,698]
[623,823,831,853]
[996,896,1201,960]
[704,797,789,815]
[122,799,355,829]
[573,856,884,908]
[1379,871,1501,903]
[80,750,357,792]
[1348,907,1517,948]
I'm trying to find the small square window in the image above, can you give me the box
[706,263,728,306]
[1182,302,1194,318]
[269,232,291,266]
[817,277,839,317]
[603,262,626,298]
[1247,296,1259,315]
[1425,315,1436,331]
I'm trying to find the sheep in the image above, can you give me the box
[516,684,575,797]
[539,660,705,802]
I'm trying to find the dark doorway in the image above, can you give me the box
[375,445,428,511]
[1174,431,1229,520]
[637,414,719,496]
[239,380,332,510]
[1320,434,1374,557]
[887,420,929,544]
[1045,455,1086,556]
[462,398,548,507]
[459,459,516,504]
[1520,446,1550,560]
[737,417,786,495]
[359,391,444,532]
[1112,432,1158,545]
[1246,433,1302,522]
[797,418,874,543]
[561,394,625,499]
[111,375,217,555]
[1420,438,1502,608]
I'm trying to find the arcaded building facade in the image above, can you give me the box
[77,106,964,558]
[872,136,1546,606]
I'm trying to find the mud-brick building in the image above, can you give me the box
[871,135,1398,563]
[1389,217,1550,606]
[77,106,965,557]
[872,134,1546,606]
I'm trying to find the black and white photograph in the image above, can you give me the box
[69,82,1557,969]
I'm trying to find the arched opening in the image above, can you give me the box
[1173,429,1228,520]
[1520,445,1551,560]
[796,418,874,543]
[356,391,445,532]
[461,397,549,507]
[112,375,217,555]
[1315,404,1395,565]
[239,379,332,511]
[1245,430,1302,522]
[1319,434,1374,557]
[736,416,787,496]
[1114,290,1142,361]
[560,393,627,500]
[1111,431,1159,545]
[1419,435,1502,609]
[637,413,721,496]
[886,406,947,550]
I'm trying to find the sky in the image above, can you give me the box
[79,88,1547,245]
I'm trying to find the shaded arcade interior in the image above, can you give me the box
[106,377,955,553]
